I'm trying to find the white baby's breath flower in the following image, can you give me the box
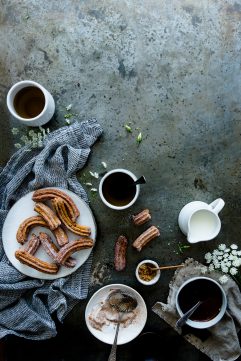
[224,248,231,253]
[225,261,231,268]
[230,267,238,276]
[14,143,22,149]
[65,118,71,125]
[228,255,235,261]
[209,264,215,272]
[218,244,226,251]
[232,250,237,256]
[11,127,19,135]
[221,265,229,273]
[205,252,212,259]
[200,266,208,274]
[66,104,72,111]
[213,260,221,269]
[101,161,107,168]
[217,256,223,260]
[233,259,241,267]
[223,253,229,258]
[231,244,238,250]
[219,275,229,284]
[213,249,220,256]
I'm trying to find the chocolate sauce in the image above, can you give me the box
[102,172,136,206]
[178,279,223,321]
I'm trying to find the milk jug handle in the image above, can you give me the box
[209,198,225,214]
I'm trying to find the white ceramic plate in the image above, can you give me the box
[85,284,147,345]
[2,187,96,280]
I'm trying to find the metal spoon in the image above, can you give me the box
[176,300,202,328]
[108,291,137,361]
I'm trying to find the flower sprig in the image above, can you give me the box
[12,126,50,149]
[204,244,241,284]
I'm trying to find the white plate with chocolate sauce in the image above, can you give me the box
[85,284,147,345]
[2,187,96,280]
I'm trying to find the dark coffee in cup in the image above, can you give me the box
[13,86,45,119]
[102,172,136,207]
[178,278,223,321]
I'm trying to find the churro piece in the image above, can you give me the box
[16,216,47,244]
[34,202,61,230]
[56,238,93,265]
[32,188,79,221]
[52,198,91,237]
[132,209,151,226]
[15,250,59,274]
[114,235,128,271]
[52,227,69,247]
[132,226,160,252]
[24,233,40,255]
[39,232,76,268]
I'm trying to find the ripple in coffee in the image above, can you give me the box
[102,172,136,206]
[13,86,45,119]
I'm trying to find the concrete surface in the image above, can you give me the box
[1,0,241,360]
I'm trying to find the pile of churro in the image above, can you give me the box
[15,188,93,274]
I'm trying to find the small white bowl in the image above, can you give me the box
[136,260,161,286]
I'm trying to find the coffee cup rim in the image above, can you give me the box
[7,80,48,121]
[175,276,227,329]
[99,168,140,210]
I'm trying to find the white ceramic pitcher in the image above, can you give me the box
[178,199,225,243]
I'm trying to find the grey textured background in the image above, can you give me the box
[1,1,241,360]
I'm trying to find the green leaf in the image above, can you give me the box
[124,124,132,133]
[137,132,142,144]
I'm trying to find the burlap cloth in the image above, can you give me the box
[152,258,241,361]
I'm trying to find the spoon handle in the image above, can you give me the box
[176,301,202,328]
[151,264,184,271]
[108,322,120,361]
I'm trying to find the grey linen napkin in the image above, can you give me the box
[152,258,241,361]
[0,119,102,340]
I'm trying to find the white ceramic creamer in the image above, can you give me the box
[178,199,225,243]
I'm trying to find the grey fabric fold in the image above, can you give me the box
[0,119,102,340]
[152,258,241,361]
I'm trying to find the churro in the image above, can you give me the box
[38,232,76,268]
[52,197,91,237]
[32,188,79,221]
[34,202,61,230]
[16,216,47,244]
[132,209,151,226]
[56,238,93,265]
[132,226,160,251]
[15,249,59,274]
